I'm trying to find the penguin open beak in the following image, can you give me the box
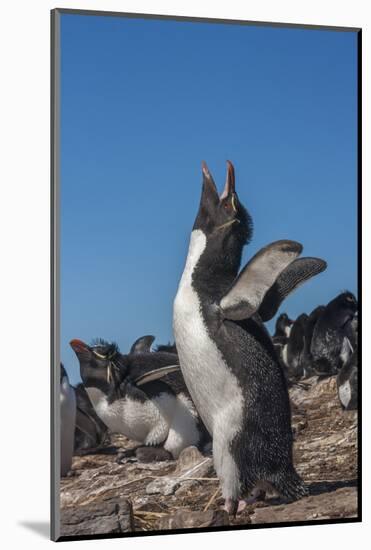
[201,161,219,205]
[220,160,236,200]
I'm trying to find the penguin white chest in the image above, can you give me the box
[173,229,243,435]
[86,387,175,445]
[285,325,292,338]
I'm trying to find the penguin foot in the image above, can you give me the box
[223,498,247,516]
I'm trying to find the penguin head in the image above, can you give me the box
[193,161,253,250]
[331,291,358,328]
[70,338,125,392]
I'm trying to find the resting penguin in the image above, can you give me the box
[60,364,76,476]
[311,291,358,376]
[337,339,358,410]
[173,161,328,514]
[70,338,210,461]
[74,383,109,454]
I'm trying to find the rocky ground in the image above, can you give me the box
[59,375,358,538]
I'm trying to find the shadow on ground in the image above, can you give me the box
[18,521,49,539]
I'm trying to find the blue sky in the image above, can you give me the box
[60,14,358,384]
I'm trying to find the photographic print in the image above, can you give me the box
[51,9,360,541]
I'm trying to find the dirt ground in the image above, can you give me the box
[60,375,358,537]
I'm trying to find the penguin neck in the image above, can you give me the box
[82,375,113,399]
[324,306,353,331]
[183,229,242,302]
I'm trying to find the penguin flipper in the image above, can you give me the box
[135,365,180,386]
[258,257,327,322]
[130,335,155,354]
[220,240,302,321]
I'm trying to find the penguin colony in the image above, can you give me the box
[60,161,358,516]
[274,291,358,410]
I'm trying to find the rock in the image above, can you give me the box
[60,497,134,536]
[175,446,205,469]
[250,487,357,524]
[146,478,180,496]
[157,509,229,530]
[145,446,214,496]
[174,446,214,479]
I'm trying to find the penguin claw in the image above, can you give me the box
[223,498,247,516]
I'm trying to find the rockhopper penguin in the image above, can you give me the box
[70,338,210,460]
[173,161,324,514]
[311,292,358,376]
